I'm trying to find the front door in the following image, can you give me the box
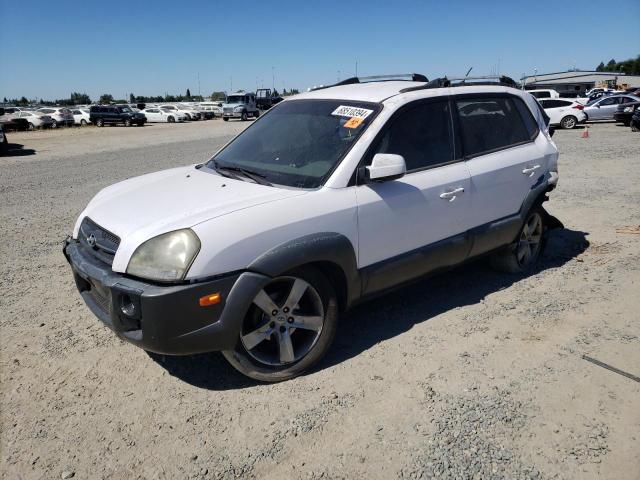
[592,96,621,120]
[356,99,473,295]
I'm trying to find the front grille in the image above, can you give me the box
[223,107,234,114]
[78,217,120,266]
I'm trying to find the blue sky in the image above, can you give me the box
[1,0,639,100]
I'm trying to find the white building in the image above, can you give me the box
[521,71,640,95]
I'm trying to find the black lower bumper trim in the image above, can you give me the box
[64,239,270,355]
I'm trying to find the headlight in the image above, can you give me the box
[234,106,243,112]
[127,229,200,282]
[623,106,634,113]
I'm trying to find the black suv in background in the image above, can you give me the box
[89,105,146,127]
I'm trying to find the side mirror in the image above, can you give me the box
[366,153,406,181]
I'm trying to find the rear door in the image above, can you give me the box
[356,98,473,294]
[456,94,546,245]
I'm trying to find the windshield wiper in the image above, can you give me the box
[213,161,272,186]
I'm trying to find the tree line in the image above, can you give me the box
[4,86,303,107]
[595,55,640,75]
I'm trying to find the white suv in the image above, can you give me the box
[64,75,559,381]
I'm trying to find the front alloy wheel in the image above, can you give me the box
[223,268,338,382]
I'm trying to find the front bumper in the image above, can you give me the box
[614,112,632,123]
[63,238,270,355]
[223,112,242,118]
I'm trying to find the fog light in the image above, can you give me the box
[199,292,221,307]
[120,294,136,317]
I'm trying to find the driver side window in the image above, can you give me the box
[370,100,455,172]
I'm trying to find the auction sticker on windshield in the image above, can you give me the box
[331,105,373,119]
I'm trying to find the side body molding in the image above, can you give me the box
[247,232,361,308]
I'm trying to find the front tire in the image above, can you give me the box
[223,117,229,122]
[223,267,338,382]
[80,119,87,126]
[167,116,175,123]
[632,122,639,132]
[124,119,131,127]
[241,111,248,121]
[51,120,58,129]
[560,115,577,129]
[254,110,260,118]
[490,208,545,274]
[27,122,35,131]
[96,119,104,127]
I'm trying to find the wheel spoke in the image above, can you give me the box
[284,279,308,311]
[522,243,532,264]
[241,323,273,350]
[529,233,542,245]
[517,241,528,262]
[521,222,530,238]
[253,289,278,315]
[291,315,323,332]
[278,329,295,363]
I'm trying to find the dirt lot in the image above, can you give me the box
[1,121,639,480]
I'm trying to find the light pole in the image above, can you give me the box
[272,66,275,91]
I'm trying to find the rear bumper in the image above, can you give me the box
[63,238,270,355]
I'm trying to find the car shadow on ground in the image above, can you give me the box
[4,143,36,156]
[149,227,589,391]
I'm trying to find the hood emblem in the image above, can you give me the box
[87,234,97,247]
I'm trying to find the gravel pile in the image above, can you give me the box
[403,388,539,480]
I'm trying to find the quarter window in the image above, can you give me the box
[455,96,533,157]
[371,100,455,171]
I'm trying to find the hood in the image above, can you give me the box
[75,165,307,266]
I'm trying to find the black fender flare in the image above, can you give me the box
[247,232,361,308]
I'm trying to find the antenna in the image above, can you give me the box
[465,67,473,78]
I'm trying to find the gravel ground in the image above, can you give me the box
[1,121,639,480]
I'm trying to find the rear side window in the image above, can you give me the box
[371,100,455,171]
[455,96,533,157]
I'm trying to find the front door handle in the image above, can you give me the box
[522,165,541,177]
[439,187,465,202]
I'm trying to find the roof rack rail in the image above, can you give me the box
[311,73,428,91]
[399,75,518,93]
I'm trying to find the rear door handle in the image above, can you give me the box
[522,165,541,177]
[439,187,465,202]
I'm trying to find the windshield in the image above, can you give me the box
[119,106,132,112]
[208,99,380,188]
[226,96,244,104]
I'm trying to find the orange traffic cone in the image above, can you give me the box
[581,126,589,138]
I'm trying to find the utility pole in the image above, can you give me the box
[230,76,233,93]
[197,72,201,96]
[355,60,358,77]
[272,66,275,90]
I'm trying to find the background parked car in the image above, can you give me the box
[631,108,640,132]
[614,101,640,126]
[160,107,187,122]
[141,107,183,123]
[71,108,91,126]
[526,89,560,99]
[35,107,74,128]
[199,102,224,118]
[18,111,54,130]
[583,94,640,121]
[0,107,30,131]
[159,104,195,120]
[0,124,7,155]
[90,105,146,127]
[539,98,586,129]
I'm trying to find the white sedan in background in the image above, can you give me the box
[538,98,587,129]
[71,108,91,126]
[159,104,194,120]
[17,111,55,130]
[142,107,184,123]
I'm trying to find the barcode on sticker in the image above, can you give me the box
[331,105,373,119]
